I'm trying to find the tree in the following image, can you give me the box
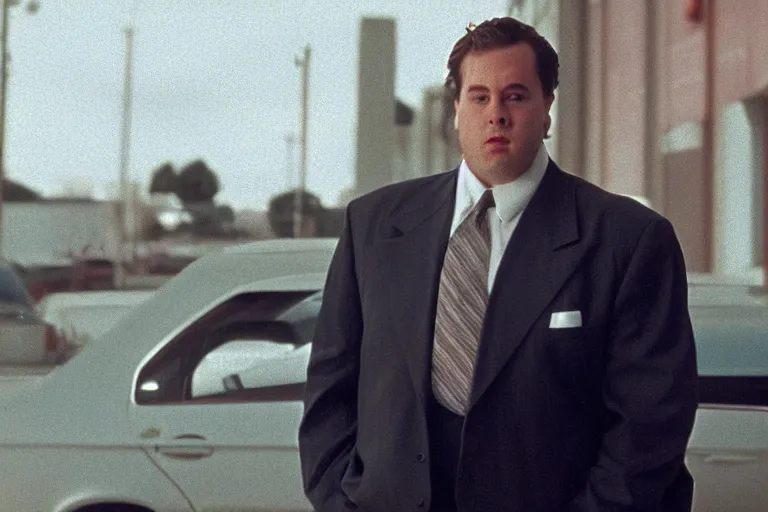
[146,158,238,238]
[149,162,177,195]
[267,189,324,237]
[175,159,219,205]
[172,159,219,236]
[216,204,235,224]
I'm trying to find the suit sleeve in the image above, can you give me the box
[299,205,363,511]
[566,218,698,511]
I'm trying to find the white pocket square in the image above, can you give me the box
[549,310,582,329]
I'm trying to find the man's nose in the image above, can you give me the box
[489,115,507,127]
[488,101,508,127]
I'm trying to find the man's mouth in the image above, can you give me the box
[486,136,510,145]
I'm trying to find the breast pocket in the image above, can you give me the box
[542,323,590,386]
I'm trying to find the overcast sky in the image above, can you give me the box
[5,0,507,210]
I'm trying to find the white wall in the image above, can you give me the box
[3,202,121,267]
[522,0,561,162]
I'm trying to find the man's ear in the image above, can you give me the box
[543,95,554,139]
[453,99,459,130]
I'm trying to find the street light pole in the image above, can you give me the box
[0,0,38,257]
[115,23,135,288]
[293,45,310,238]
[0,0,12,256]
[284,132,295,191]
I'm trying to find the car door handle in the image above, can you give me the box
[173,433,207,441]
[704,454,758,464]
[157,433,213,460]
[157,446,214,460]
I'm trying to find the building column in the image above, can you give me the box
[712,99,766,278]
[355,18,396,197]
[553,0,586,176]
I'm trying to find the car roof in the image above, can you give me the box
[38,290,155,309]
[220,237,339,256]
[76,238,337,361]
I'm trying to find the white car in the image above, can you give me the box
[0,238,336,512]
[0,237,766,511]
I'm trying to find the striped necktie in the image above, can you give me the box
[431,189,495,416]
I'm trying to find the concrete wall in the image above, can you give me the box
[661,122,709,272]
[519,0,768,275]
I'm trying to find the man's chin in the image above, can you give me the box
[474,157,525,185]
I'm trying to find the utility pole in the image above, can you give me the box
[284,132,296,190]
[293,45,310,238]
[115,23,135,288]
[0,0,11,256]
[0,0,39,256]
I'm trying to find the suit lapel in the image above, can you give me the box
[374,171,456,408]
[468,163,595,411]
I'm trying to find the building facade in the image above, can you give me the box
[514,0,767,279]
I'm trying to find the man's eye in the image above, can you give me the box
[472,95,489,103]
[505,94,525,103]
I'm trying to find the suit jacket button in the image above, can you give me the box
[416,453,426,463]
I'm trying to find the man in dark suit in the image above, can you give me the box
[299,17,698,512]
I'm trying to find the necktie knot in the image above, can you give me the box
[472,189,495,228]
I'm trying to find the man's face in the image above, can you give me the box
[454,43,553,186]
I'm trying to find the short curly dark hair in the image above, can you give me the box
[446,17,559,99]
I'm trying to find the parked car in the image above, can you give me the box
[0,238,336,512]
[0,258,59,364]
[687,290,768,512]
[0,238,766,511]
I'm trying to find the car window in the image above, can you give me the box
[276,291,322,344]
[135,290,318,405]
[191,340,310,400]
[692,305,768,407]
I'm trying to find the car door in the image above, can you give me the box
[129,290,318,511]
[688,404,768,511]
[131,397,309,511]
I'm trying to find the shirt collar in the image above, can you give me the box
[457,143,549,223]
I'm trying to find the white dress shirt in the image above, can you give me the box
[449,143,549,293]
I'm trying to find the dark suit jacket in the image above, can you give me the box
[299,162,698,512]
